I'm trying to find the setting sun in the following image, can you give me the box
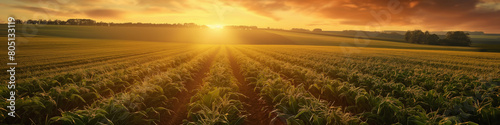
[207,24,224,30]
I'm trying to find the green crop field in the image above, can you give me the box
[1,25,500,125]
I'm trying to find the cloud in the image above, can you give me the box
[220,0,292,20]
[5,0,500,32]
[141,7,180,14]
[15,0,186,15]
[84,9,124,19]
[137,0,210,13]
[221,0,500,33]
[6,4,79,17]
[18,0,102,6]
[404,0,500,32]
[307,22,334,26]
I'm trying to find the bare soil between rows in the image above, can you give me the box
[227,48,285,125]
[161,49,218,125]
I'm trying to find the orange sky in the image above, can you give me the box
[1,0,500,33]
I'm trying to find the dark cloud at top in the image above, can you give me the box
[11,0,182,19]
[7,0,500,32]
[18,0,102,6]
[408,0,500,32]
[4,4,80,17]
[137,0,209,13]
[222,0,291,20]
[222,0,500,33]
[84,9,124,19]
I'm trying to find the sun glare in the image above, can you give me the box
[207,24,224,30]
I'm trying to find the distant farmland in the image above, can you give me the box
[1,25,499,125]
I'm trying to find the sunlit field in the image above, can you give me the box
[1,25,500,125]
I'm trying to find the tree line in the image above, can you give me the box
[13,19,209,28]
[405,30,472,46]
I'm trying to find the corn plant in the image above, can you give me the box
[185,50,246,125]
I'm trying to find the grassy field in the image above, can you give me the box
[264,30,482,51]
[1,25,500,125]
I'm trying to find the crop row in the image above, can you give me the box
[237,47,439,124]
[12,46,197,80]
[247,46,498,90]
[230,47,361,125]
[48,47,217,124]
[184,48,246,124]
[286,46,500,67]
[0,47,216,124]
[242,46,495,100]
[1,47,209,99]
[237,46,500,124]
[245,46,500,106]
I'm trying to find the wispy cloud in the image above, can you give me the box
[221,0,500,32]
[84,9,125,19]
[3,0,500,32]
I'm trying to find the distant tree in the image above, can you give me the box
[444,31,471,46]
[438,39,450,45]
[405,31,411,42]
[15,19,23,24]
[427,34,440,45]
[405,30,425,44]
[291,28,309,32]
[405,30,443,45]
[313,28,322,32]
[422,31,430,44]
[414,30,425,44]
